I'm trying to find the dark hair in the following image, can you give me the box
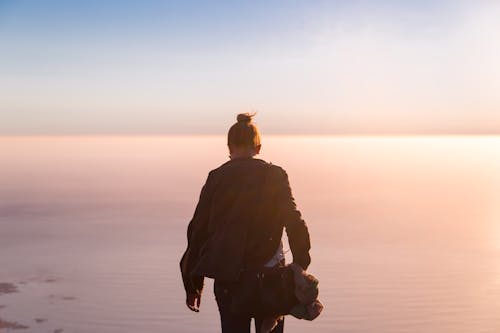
[227,112,261,148]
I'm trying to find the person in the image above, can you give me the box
[180,112,311,333]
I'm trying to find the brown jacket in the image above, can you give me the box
[180,156,311,295]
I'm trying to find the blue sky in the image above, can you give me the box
[1,0,499,134]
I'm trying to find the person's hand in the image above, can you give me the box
[186,292,201,312]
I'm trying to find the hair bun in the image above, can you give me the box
[237,112,255,124]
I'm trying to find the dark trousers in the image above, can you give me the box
[214,279,285,333]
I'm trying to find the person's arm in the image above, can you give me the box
[180,172,213,311]
[276,168,311,270]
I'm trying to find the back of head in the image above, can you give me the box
[227,112,261,148]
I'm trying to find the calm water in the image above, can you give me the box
[1,135,499,333]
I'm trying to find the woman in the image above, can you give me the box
[180,113,311,333]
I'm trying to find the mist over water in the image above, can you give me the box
[1,135,499,333]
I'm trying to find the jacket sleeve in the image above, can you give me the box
[276,168,311,270]
[180,172,212,296]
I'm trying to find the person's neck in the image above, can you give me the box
[230,153,254,160]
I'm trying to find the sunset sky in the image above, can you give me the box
[1,0,499,135]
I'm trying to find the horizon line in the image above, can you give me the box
[1,133,500,138]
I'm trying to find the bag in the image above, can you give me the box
[230,264,299,317]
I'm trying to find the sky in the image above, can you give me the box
[0,0,499,135]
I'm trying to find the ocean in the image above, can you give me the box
[1,135,499,332]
